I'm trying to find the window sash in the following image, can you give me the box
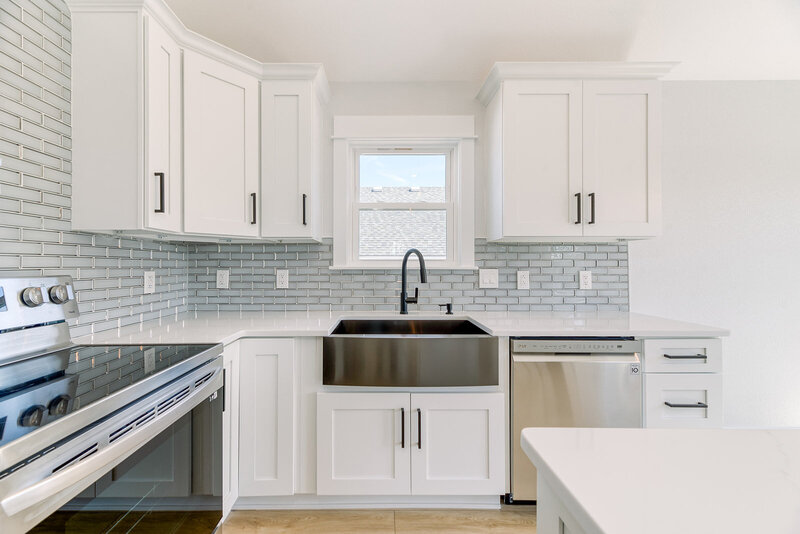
[353,148,454,263]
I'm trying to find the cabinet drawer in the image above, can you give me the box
[643,338,722,373]
[644,373,723,428]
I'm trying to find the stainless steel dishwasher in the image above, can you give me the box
[509,337,643,502]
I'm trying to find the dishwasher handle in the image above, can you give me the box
[512,353,641,364]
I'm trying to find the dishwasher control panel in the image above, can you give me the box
[512,338,643,354]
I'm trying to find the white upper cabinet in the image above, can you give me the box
[495,80,583,239]
[260,79,328,241]
[582,81,662,237]
[69,0,330,241]
[71,9,182,234]
[145,17,182,233]
[480,62,673,241]
[183,50,260,237]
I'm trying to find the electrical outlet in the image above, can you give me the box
[276,269,289,289]
[479,269,499,289]
[579,270,593,290]
[216,270,229,289]
[517,270,530,290]
[143,271,155,294]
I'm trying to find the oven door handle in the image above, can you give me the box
[0,370,222,518]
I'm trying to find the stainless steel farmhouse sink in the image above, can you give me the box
[323,319,498,387]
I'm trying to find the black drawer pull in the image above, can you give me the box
[302,193,307,225]
[250,193,257,224]
[588,192,596,224]
[574,193,581,224]
[664,401,708,409]
[663,353,707,360]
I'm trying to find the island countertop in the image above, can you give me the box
[521,427,800,534]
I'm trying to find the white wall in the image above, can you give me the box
[630,81,800,428]
[324,82,486,237]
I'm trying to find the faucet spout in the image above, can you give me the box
[400,248,427,314]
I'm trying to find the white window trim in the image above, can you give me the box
[332,116,476,270]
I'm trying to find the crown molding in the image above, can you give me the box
[65,0,330,97]
[476,61,679,104]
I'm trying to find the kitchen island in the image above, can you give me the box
[521,427,800,534]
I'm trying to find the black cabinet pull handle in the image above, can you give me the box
[417,408,422,449]
[250,193,257,224]
[588,192,596,224]
[664,401,708,409]
[401,407,405,448]
[154,172,165,213]
[574,193,581,224]
[222,368,226,413]
[302,193,307,226]
[663,354,708,360]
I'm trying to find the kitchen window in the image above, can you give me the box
[332,116,475,269]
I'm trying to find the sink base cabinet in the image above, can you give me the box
[316,392,504,496]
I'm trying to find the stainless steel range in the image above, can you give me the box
[0,276,224,533]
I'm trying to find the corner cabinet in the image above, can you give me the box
[480,63,673,242]
[71,9,182,233]
[260,79,328,241]
[237,338,295,496]
[316,392,504,496]
[183,50,260,237]
[69,0,330,242]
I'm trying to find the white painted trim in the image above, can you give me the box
[333,116,476,139]
[65,0,330,98]
[476,61,678,104]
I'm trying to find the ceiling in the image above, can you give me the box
[163,0,800,82]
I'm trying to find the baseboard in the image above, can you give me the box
[234,494,502,510]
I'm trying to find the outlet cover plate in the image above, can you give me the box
[579,270,593,290]
[216,270,229,289]
[517,270,530,290]
[276,269,289,289]
[479,269,499,289]
[143,271,155,294]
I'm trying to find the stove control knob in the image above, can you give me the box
[21,287,44,307]
[48,285,70,304]
[48,395,71,416]
[19,405,45,427]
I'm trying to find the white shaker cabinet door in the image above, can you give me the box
[502,80,583,238]
[237,339,295,496]
[183,50,259,237]
[317,393,411,495]
[260,80,315,239]
[582,80,662,237]
[144,17,182,233]
[410,393,504,495]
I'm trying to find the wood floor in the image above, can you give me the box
[219,507,537,533]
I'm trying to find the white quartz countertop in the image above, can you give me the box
[521,427,800,534]
[74,310,728,346]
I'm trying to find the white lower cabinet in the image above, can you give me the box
[316,392,411,495]
[237,339,295,496]
[222,342,240,516]
[644,373,723,428]
[316,392,504,496]
[642,337,724,428]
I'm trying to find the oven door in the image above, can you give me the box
[0,359,223,534]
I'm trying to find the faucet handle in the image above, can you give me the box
[438,303,453,315]
[405,287,419,304]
